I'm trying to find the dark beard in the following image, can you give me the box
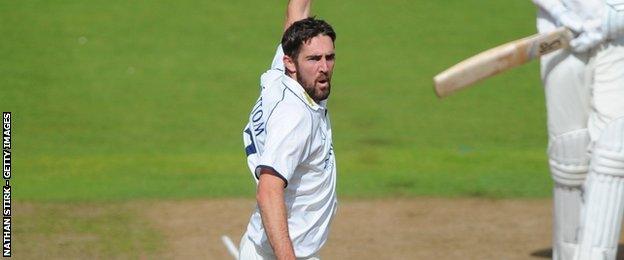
[296,71,330,103]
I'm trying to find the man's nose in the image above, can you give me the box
[319,58,328,72]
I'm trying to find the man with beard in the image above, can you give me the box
[240,0,337,259]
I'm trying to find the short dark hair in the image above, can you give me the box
[281,17,336,60]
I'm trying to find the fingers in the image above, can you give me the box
[570,31,604,53]
[569,20,605,53]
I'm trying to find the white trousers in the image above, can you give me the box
[238,232,320,260]
[541,35,624,260]
[542,39,624,144]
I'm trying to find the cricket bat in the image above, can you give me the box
[433,27,574,98]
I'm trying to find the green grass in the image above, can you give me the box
[1,0,551,202]
[17,202,164,259]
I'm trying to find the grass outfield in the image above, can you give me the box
[2,0,549,202]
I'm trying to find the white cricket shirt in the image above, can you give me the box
[242,45,338,258]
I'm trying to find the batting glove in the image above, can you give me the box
[570,19,605,53]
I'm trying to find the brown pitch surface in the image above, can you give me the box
[146,198,555,259]
[19,198,624,259]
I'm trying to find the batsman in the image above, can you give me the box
[532,0,624,259]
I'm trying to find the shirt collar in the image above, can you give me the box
[282,74,326,111]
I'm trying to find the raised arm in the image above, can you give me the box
[284,0,312,32]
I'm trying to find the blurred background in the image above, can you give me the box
[2,0,553,258]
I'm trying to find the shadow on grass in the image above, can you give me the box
[530,245,624,259]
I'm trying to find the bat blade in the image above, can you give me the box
[433,27,573,98]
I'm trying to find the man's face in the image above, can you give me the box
[285,35,335,103]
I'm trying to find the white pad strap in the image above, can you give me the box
[593,149,624,177]
[604,0,624,40]
[593,117,624,177]
[548,129,590,186]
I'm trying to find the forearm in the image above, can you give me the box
[532,0,561,11]
[257,176,295,259]
[532,0,566,17]
[284,0,312,31]
[532,0,586,35]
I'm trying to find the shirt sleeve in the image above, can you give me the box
[256,104,311,187]
[269,44,285,71]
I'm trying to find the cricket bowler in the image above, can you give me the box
[239,0,338,259]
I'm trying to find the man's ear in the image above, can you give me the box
[283,55,297,75]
